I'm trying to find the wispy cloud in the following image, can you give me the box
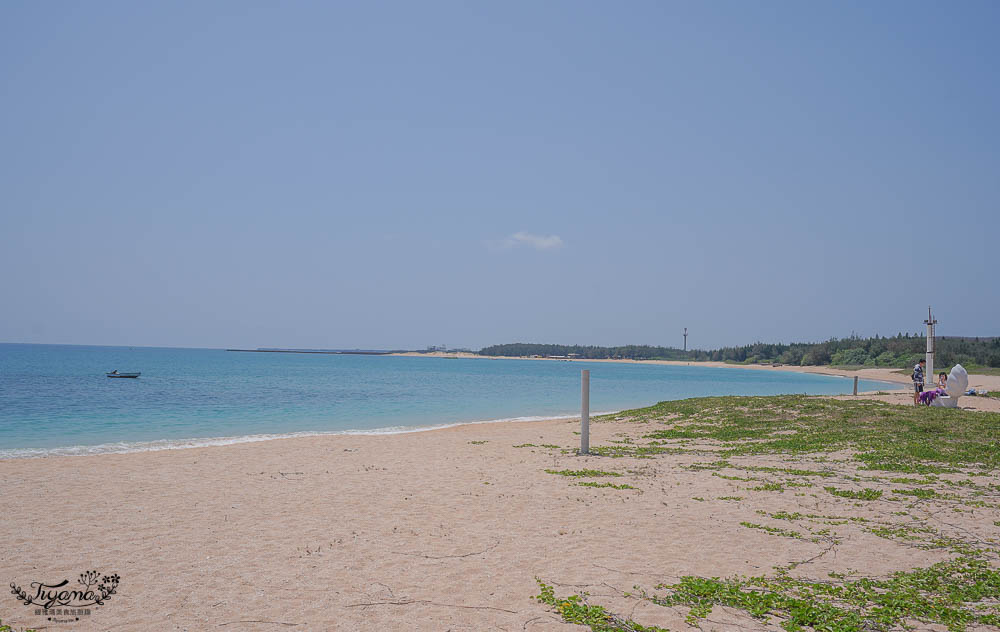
[503,231,565,251]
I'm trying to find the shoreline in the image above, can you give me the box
[0,359,916,461]
[392,351,1000,390]
[0,360,904,460]
[0,412,595,461]
[2,393,997,631]
[7,356,995,463]
[392,351,917,383]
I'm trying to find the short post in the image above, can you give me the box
[853,376,858,396]
[580,370,590,455]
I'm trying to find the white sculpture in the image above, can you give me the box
[929,363,968,408]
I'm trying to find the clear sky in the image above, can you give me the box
[1,1,997,351]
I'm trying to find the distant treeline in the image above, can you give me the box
[478,343,697,361]
[479,335,1000,368]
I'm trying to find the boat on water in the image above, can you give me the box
[107,371,141,378]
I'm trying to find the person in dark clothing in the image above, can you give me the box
[912,359,925,406]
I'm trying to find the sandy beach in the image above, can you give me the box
[3,371,1000,631]
[5,0,998,627]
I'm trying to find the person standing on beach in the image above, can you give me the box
[912,359,925,405]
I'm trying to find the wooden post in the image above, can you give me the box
[853,376,858,396]
[580,370,590,455]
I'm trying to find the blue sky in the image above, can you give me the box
[1,1,997,350]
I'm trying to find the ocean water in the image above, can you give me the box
[0,344,897,458]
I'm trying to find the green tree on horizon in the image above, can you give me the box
[479,335,1000,368]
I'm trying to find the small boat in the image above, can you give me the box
[106,371,141,378]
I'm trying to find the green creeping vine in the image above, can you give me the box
[577,481,636,490]
[535,581,668,632]
[824,486,883,500]
[739,521,804,539]
[538,557,1000,632]
[544,468,621,477]
[617,395,1000,472]
[533,396,1000,631]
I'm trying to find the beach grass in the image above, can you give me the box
[604,395,1000,470]
[545,468,622,477]
[536,395,1000,631]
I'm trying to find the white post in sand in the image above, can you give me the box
[853,376,858,396]
[580,370,590,455]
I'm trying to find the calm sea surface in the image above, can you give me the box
[0,344,897,458]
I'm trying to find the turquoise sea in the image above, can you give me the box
[0,344,897,458]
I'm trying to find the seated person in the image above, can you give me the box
[920,373,950,405]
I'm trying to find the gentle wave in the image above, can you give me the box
[0,411,619,460]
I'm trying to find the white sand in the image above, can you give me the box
[3,379,999,630]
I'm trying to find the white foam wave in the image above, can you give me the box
[0,411,619,460]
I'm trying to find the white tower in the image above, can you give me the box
[924,306,937,385]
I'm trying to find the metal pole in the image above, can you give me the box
[925,306,936,390]
[853,376,858,396]
[580,370,590,455]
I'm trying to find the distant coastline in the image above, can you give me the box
[389,350,917,385]
[226,348,394,355]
